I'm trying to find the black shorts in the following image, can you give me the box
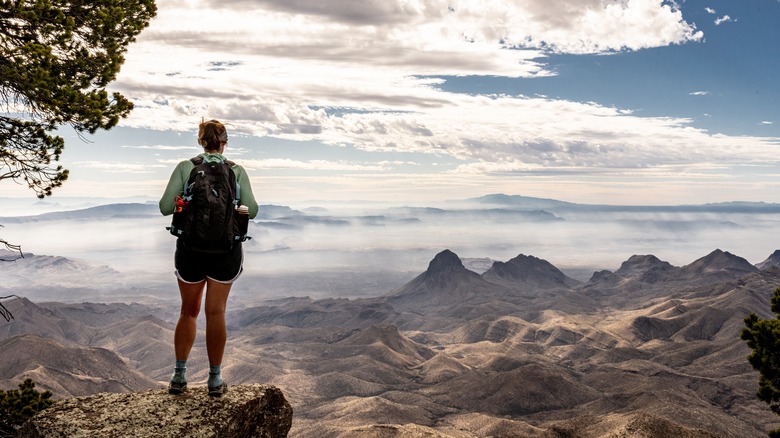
[174,242,243,284]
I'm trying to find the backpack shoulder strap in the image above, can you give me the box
[182,156,205,198]
[224,160,239,202]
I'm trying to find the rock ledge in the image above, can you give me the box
[19,384,292,438]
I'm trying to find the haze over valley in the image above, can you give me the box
[3,194,780,304]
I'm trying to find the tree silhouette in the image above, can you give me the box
[742,286,780,437]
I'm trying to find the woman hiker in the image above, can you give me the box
[159,119,258,397]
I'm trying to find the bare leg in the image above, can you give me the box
[204,278,232,366]
[174,279,206,361]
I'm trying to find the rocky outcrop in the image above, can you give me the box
[482,253,581,289]
[387,249,509,308]
[18,384,292,438]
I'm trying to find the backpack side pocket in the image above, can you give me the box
[235,212,249,242]
[168,210,188,237]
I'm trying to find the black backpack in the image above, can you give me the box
[167,156,249,252]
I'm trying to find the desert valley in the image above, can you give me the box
[2,195,780,437]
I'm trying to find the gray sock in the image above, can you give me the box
[208,364,222,388]
[172,359,187,384]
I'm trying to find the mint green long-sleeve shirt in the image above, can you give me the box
[159,153,259,219]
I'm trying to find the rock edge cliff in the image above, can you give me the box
[18,384,292,438]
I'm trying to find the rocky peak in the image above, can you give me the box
[757,249,780,269]
[414,249,481,292]
[426,249,465,274]
[584,269,621,287]
[19,384,292,438]
[482,253,579,289]
[615,255,674,277]
[682,249,756,274]
[676,249,758,283]
[614,254,677,284]
[386,250,499,307]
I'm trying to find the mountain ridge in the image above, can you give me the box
[0,334,158,398]
[7,192,780,222]
[462,193,780,213]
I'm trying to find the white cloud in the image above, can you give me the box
[714,15,732,25]
[689,91,710,96]
[95,0,780,201]
[761,121,774,125]
[184,0,703,54]
[705,7,716,14]
[493,0,703,53]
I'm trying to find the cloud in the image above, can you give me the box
[121,145,194,151]
[703,7,736,26]
[115,77,780,178]
[238,158,401,172]
[492,0,703,53]
[306,94,780,169]
[73,161,167,174]
[124,0,701,84]
[189,0,702,54]
[689,91,710,96]
[100,0,780,194]
[714,15,732,25]
[203,0,442,26]
[761,121,774,125]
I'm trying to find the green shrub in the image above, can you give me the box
[0,378,53,436]
[742,286,780,437]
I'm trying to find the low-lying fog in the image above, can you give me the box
[2,195,779,305]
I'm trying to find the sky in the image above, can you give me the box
[4,0,780,207]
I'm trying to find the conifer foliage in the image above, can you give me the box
[0,0,157,198]
[0,378,52,435]
[742,286,780,438]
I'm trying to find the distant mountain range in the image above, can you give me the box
[5,193,780,224]
[463,193,780,213]
[3,247,780,437]
[0,203,160,223]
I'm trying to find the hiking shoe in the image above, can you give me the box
[168,380,187,395]
[208,382,228,398]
